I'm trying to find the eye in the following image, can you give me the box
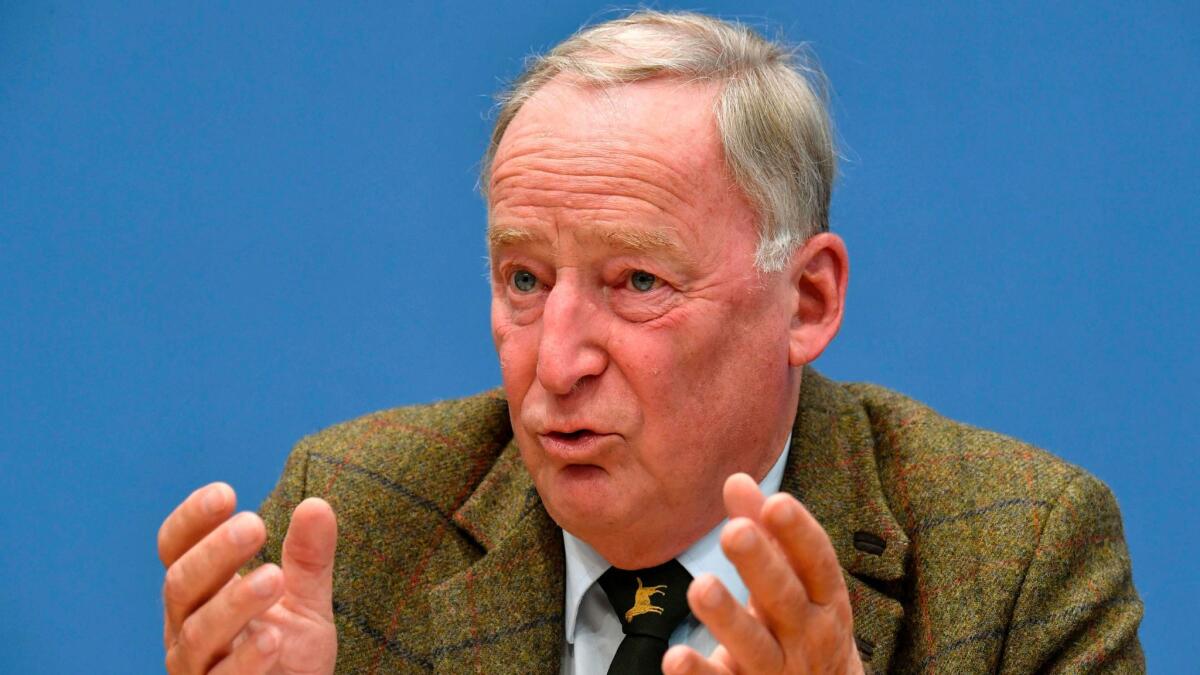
[511,269,538,293]
[629,270,658,292]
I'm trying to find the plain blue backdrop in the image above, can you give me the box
[2,2,1196,672]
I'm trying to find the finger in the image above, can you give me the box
[708,645,739,672]
[158,482,236,567]
[762,493,846,605]
[281,497,338,616]
[164,574,238,647]
[722,473,766,522]
[170,564,284,672]
[662,644,734,675]
[163,511,267,631]
[721,517,811,641]
[687,573,783,673]
[207,625,281,675]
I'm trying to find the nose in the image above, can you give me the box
[536,277,608,395]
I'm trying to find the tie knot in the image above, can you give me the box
[597,559,693,640]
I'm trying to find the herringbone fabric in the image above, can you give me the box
[247,368,1143,673]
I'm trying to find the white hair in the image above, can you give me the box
[481,10,836,272]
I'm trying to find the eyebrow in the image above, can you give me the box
[487,226,541,249]
[487,224,685,257]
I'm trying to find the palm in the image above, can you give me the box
[244,594,336,675]
[160,487,339,674]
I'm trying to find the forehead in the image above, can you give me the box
[497,75,722,151]
[488,76,753,256]
[491,76,724,191]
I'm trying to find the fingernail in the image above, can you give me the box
[203,486,226,515]
[227,513,253,546]
[769,500,796,527]
[250,568,278,598]
[256,628,278,654]
[700,580,722,608]
[729,526,756,553]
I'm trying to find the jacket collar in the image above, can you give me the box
[783,367,909,672]
[435,367,908,671]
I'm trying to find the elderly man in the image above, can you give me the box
[157,11,1143,674]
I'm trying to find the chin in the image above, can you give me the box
[541,487,691,568]
[540,470,623,526]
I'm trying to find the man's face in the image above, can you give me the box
[488,77,801,567]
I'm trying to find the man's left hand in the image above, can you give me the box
[662,473,864,675]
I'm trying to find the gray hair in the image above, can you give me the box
[481,10,836,272]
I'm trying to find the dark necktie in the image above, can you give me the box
[597,559,694,675]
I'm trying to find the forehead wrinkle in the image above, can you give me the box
[488,214,693,266]
[489,141,701,212]
[491,168,685,221]
[491,184,675,225]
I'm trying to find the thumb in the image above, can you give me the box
[281,497,338,617]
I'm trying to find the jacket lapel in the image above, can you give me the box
[424,368,907,672]
[783,368,909,673]
[425,437,565,672]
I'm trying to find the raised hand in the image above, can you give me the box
[662,473,863,675]
[158,482,338,674]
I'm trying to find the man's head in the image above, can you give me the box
[483,10,836,271]
[485,11,848,568]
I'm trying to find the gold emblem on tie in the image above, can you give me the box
[625,577,668,622]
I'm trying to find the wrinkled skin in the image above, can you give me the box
[155,71,856,675]
[488,77,802,568]
[489,75,858,672]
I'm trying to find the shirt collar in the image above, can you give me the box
[561,434,792,643]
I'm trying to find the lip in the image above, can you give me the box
[536,429,617,462]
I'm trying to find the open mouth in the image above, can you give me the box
[547,429,596,442]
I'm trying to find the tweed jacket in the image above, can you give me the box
[250,369,1144,673]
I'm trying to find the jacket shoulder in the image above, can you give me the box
[289,388,515,510]
[293,388,513,479]
[840,382,1141,672]
[842,381,1088,525]
[253,389,514,566]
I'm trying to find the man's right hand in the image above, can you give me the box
[158,482,338,674]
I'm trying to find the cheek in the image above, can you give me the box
[493,319,539,394]
[609,324,698,420]
[634,300,786,409]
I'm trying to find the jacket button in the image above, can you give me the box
[853,531,887,556]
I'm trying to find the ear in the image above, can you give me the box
[786,232,849,367]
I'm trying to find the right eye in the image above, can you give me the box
[511,269,538,293]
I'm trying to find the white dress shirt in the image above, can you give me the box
[560,438,791,674]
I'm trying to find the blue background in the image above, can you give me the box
[2,2,1195,672]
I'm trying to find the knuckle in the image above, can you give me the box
[165,642,197,675]
[229,577,255,612]
[808,613,843,655]
[162,565,188,606]
[763,586,798,618]
[157,520,175,565]
[284,536,324,570]
[178,616,204,652]
[833,597,853,624]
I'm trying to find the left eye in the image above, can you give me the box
[511,269,538,293]
[628,270,658,292]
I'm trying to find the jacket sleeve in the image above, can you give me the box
[999,470,1145,673]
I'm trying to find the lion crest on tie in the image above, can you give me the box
[624,576,668,623]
